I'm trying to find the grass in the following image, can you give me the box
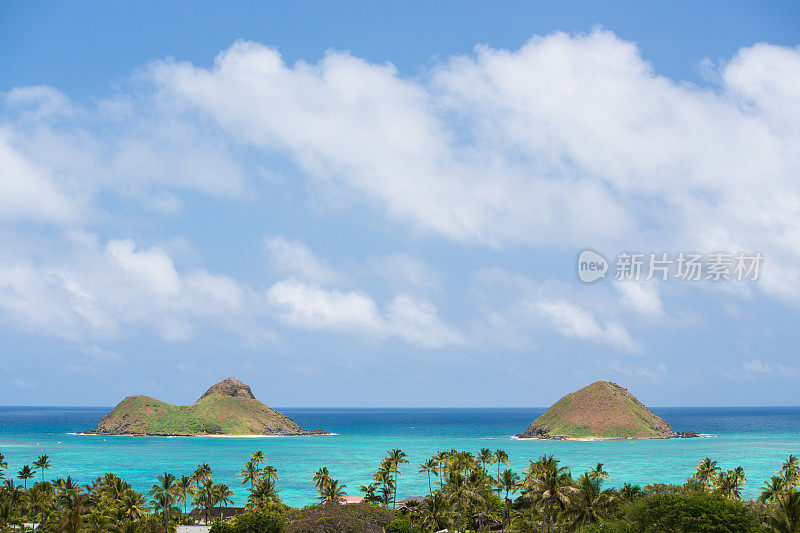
[522,381,675,439]
[92,391,309,436]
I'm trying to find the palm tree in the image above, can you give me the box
[694,457,720,490]
[761,475,788,504]
[524,455,576,533]
[387,449,408,509]
[321,479,347,503]
[175,475,194,515]
[495,449,510,481]
[192,479,215,524]
[443,471,484,532]
[246,477,280,511]
[119,489,149,522]
[477,448,495,471]
[212,483,234,511]
[27,483,49,532]
[733,466,746,486]
[618,483,645,501]
[313,467,330,497]
[567,472,615,531]
[360,483,382,504]
[17,465,34,489]
[419,458,439,496]
[372,466,395,507]
[192,463,212,491]
[436,451,449,488]
[714,469,745,499]
[0,453,7,471]
[588,463,610,483]
[421,493,449,532]
[781,455,800,488]
[148,472,176,532]
[238,460,259,489]
[33,455,52,484]
[192,464,212,515]
[251,450,267,469]
[498,469,520,531]
[261,465,278,484]
[769,487,800,533]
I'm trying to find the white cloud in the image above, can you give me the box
[741,358,796,376]
[264,236,340,285]
[265,278,461,348]
[83,345,123,364]
[1,85,245,226]
[106,239,182,296]
[149,31,800,302]
[530,298,639,353]
[470,268,641,353]
[0,128,77,223]
[0,232,250,342]
[614,281,664,317]
[369,253,441,289]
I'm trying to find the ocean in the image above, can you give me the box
[1,406,798,506]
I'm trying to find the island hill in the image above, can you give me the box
[86,378,329,437]
[517,380,698,440]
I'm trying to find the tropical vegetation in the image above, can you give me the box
[1,448,799,532]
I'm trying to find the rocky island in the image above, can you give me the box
[517,380,696,440]
[85,378,329,436]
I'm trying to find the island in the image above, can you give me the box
[516,380,697,440]
[85,378,329,436]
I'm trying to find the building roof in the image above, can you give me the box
[397,496,426,509]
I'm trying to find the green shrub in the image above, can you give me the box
[583,519,638,533]
[210,511,283,533]
[386,515,421,533]
[627,492,759,532]
[283,502,396,533]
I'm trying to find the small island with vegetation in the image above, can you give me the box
[85,378,329,437]
[517,380,697,440]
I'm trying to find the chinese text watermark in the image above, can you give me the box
[578,250,762,283]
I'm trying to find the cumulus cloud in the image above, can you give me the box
[0,232,249,341]
[2,29,799,361]
[470,268,641,353]
[265,278,462,348]
[264,236,340,285]
[1,84,245,225]
[0,128,77,223]
[149,31,800,301]
[368,253,442,289]
[529,299,639,353]
[614,281,664,317]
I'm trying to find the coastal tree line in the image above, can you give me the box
[1,449,799,532]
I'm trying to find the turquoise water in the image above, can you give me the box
[1,407,798,506]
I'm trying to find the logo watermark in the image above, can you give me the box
[577,249,609,283]
[577,250,762,283]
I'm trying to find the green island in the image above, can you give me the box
[2,448,798,532]
[85,378,328,437]
[517,380,691,440]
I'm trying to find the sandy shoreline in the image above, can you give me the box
[69,432,338,438]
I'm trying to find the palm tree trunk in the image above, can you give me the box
[540,504,547,533]
[393,472,398,510]
[503,492,509,532]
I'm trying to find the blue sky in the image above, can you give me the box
[1,2,799,407]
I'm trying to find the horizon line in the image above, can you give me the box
[2,404,800,409]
